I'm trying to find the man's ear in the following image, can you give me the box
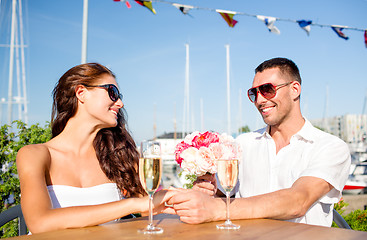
[75,85,87,103]
[291,81,301,100]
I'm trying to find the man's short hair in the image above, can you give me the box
[255,57,302,84]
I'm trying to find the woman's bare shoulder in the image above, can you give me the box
[16,143,51,166]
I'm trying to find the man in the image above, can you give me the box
[165,57,351,227]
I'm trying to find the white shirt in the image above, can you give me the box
[235,119,351,226]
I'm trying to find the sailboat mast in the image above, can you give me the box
[81,0,88,63]
[15,23,22,120]
[5,0,28,124]
[323,85,329,133]
[225,44,231,135]
[7,0,17,124]
[200,98,204,132]
[182,44,190,136]
[19,0,28,124]
[153,103,157,140]
[174,102,177,140]
[186,44,190,134]
[238,89,242,134]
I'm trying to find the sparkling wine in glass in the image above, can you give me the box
[138,141,163,234]
[216,143,240,230]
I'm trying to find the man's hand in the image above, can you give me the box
[192,173,217,196]
[163,188,224,224]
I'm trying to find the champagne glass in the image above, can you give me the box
[216,142,240,230]
[138,141,163,234]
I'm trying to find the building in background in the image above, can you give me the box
[155,132,184,165]
[311,114,367,144]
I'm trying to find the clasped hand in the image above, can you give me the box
[153,174,222,224]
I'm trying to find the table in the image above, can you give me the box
[10,214,367,240]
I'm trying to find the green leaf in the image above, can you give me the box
[1,121,51,237]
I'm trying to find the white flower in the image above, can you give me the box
[219,133,234,144]
[221,144,235,160]
[180,147,213,177]
[198,147,217,174]
[180,147,200,173]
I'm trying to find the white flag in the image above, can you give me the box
[257,15,280,34]
[172,3,194,15]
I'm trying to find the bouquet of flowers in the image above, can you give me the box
[175,131,237,187]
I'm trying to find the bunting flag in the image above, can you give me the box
[114,0,131,8]
[172,3,193,15]
[216,10,238,28]
[256,15,280,34]
[297,20,312,36]
[112,0,367,48]
[135,0,156,14]
[331,26,349,40]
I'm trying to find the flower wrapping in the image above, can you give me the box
[175,131,236,177]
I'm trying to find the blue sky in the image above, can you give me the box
[0,0,366,143]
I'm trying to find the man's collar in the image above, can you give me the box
[293,119,315,143]
[257,119,315,143]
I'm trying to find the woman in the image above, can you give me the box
[16,63,171,233]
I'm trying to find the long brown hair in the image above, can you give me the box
[51,63,144,197]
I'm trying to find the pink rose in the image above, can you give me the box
[209,142,224,160]
[221,143,236,160]
[180,148,207,176]
[198,147,217,174]
[192,131,219,148]
[209,142,238,160]
[175,141,190,166]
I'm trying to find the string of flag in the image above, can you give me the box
[113,0,367,48]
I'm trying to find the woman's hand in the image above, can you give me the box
[192,173,217,196]
[138,189,176,215]
[163,188,224,224]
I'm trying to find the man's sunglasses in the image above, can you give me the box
[82,84,123,102]
[247,82,293,103]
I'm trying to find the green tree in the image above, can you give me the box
[238,125,250,134]
[0,121,51,238]
[333,199,367,231]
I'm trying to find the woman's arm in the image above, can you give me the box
[16,144,171,233]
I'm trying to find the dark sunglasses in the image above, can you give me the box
[82,84,123,102]
[247,82,293,103]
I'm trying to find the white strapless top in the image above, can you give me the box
[47,183,122,209]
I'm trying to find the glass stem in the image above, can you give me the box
[226,191,230,222]
[148,194,153,228]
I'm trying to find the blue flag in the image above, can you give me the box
[331,26,349,40]
[297,20,312,36]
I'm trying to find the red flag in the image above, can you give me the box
[216,10,238,28]
[364,30,367,48]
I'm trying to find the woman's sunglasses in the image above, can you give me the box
[82,84,123,102]
[247,82,293,103]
